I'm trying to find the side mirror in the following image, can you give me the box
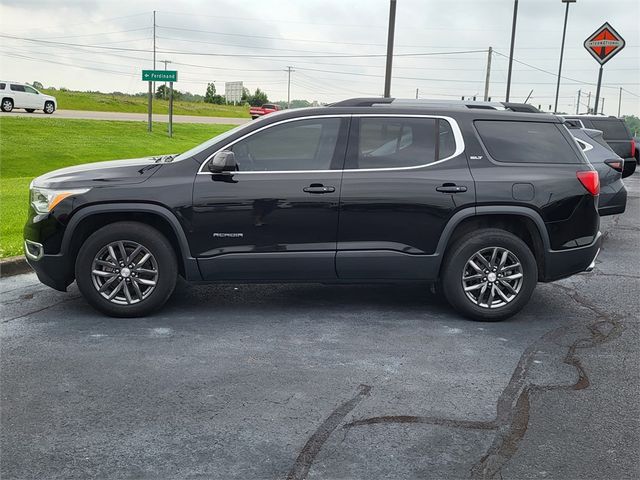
[208,151,237,174]
[622,158,636,179]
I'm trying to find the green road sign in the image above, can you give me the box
[142,70,178,82]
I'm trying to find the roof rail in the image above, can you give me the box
[329,97,394,107]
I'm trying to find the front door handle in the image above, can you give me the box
[303,184,335,194]
[436,184,467,193]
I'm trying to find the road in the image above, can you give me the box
[1,174,639,479]
[0,109,250,125]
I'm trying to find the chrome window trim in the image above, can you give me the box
[575,138,594,152]
[197,113,465,175]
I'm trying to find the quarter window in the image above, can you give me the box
[475,120,581,164]
[351,117,446,169]
[229,118,341,171]
[10,84,25,92]
[24,85,38,94]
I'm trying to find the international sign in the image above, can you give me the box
[142,70,178,82]
[583,22,625,65]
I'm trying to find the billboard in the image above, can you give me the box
[225,81,244,103]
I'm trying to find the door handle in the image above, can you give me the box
[303,184,335,194]
[436,184,467,193]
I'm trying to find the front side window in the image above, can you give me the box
[475,120,581,164]
[10,84,25,92]
[351,117,439,169]
[24,85,38,94]
[229,118,341,171]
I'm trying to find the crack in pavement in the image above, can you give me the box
[1,296,81,324]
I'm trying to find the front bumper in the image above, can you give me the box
[24,240,73,292]
[542,231,602,282]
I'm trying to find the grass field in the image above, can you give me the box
[0,117,235,258]
[41,89,251,118]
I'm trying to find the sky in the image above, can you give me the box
[0,0,638,115]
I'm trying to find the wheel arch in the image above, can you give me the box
[436,206,549,281]
[62,203,200,281]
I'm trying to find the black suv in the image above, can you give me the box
[564,115,636,164]
[24,98,602,321]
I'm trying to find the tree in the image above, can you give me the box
[155,85,183,100]
[248,88,269,107]
[32,81,44,89]
[204,83,224,104]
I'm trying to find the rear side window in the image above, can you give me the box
[590,119,629,140]
[350,117,456,169]
[475,120,581,164]
[10,84,25,92]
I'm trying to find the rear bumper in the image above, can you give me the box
[542,231,602,282]
[598,184,627,216]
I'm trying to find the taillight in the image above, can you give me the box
[576,171,600,195]
[605,159,624,172]
[631,140,636,158]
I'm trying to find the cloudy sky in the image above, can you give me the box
[1,0,638,114]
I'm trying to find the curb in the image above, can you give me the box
[0,256,32,278]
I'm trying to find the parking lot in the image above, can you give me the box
[1,173,638,479]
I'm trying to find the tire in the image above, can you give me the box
[441,229,537,321]
[44,101,55,114]
[75,222,178,317]
[1,98,13,112]
[25,108,35,113]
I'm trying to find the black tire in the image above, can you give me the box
[1,98,13,112]
[75,222,178,317]
[441,229,537,321]
[25,108,35,113]
[44,101,55,114]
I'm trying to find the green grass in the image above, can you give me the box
[0,117,235,258]
[41,89,251,118]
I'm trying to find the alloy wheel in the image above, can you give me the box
[462,246,524,309]
[90,240,159,305]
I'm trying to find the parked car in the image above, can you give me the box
[634,137,640,164]
[249,103,280,119]
[0,81,56,114]
[24,98,601,321]
[563,115,635,165]
[569,126,629,216]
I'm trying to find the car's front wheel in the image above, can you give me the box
[75,222,178,317]
[1,98,13,112]
[44,101,55,114]
[441,229,537,321]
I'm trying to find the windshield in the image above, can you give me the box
[173,123,251,162]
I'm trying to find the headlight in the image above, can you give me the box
[30,187,90,214]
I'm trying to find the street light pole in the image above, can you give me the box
[505,0,519,102]
[384,0,397,98]
[554,0,576,113]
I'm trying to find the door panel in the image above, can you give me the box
[336,116,475,280]
[191,117,349,281]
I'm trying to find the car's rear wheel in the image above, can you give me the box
[44,101,55,114]
[441,229,537,321]
[1,99,13,112]
[25,108,35,113]
[75,222,178,317]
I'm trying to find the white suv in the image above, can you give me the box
[0,81,57,114]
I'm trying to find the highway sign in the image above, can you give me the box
[142,70,178,82]
[584,22,625,65]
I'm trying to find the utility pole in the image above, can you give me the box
[484,46,492,101]
[415,88,419,99]
[576,89,581,114]
[286,66,295,109]
[587,91,591,113]
[555,0,576,113]
[384,0,397,98]
[160,60,172,99]
[505,0,519,102]
[600,97,605,114]
[618,87,622,116]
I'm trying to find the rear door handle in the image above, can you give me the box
[436,184,467,193]
[303,184,335,194]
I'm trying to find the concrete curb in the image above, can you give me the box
[0,256,32,278]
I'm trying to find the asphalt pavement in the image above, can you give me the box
[1,174,639,479]
[0,109,249,125]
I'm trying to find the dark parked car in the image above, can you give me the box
[564,115,635,164]
[569,126,629,216]
[24,98,601,321]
